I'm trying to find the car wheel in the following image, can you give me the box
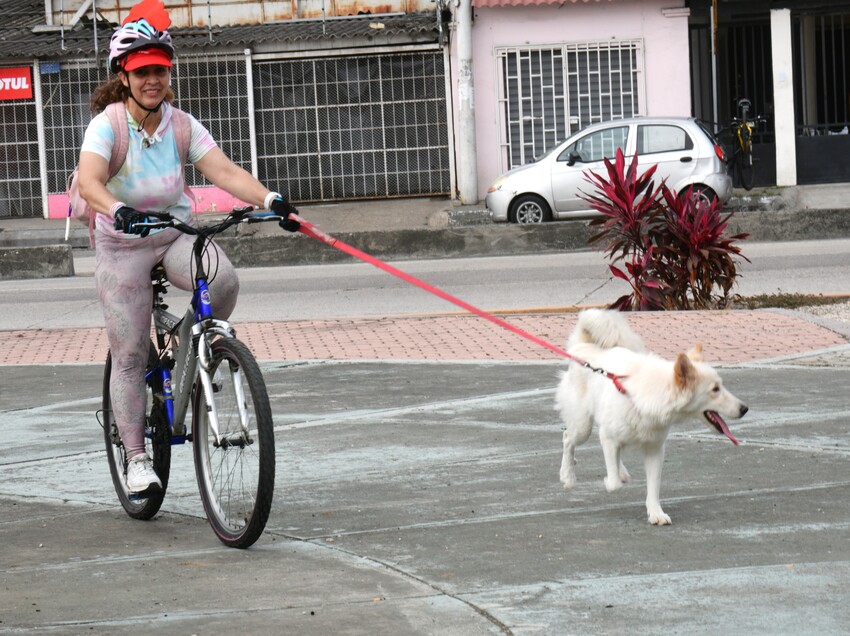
[510,194,552,224]
[684,185,717,208]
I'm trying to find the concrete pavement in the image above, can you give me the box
[2,307,850,634]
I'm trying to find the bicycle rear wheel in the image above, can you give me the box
[192,337,275,548]
[102,342,171,520]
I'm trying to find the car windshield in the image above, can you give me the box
[557,126,629,163]
[532,144,564,162]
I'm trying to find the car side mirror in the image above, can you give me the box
[567,151,580,167]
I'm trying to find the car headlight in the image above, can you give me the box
[487,176,507,193]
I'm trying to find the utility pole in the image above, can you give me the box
[456,0,479,204]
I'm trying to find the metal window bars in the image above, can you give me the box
[2,47,450,218]
[496,40,644,172]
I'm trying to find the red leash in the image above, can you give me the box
[291,214,628,394]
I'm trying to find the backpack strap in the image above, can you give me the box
[104,102,130,179]
[170,107,197,210]
[171,107,191,164]
[84,102,130,245]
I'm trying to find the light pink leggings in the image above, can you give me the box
[95,228,239,459]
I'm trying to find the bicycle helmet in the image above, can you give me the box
[108,17,173,73]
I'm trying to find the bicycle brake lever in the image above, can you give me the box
[231,206,254,219]
[144,211,173,221]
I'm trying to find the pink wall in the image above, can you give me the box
[47,186,251,219]
[453,0,690,200]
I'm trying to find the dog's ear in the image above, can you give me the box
[674,352,697,390]
[687,343,704,362]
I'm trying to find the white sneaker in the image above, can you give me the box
[126,455,162,494]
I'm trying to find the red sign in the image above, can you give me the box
[0,67,33,100]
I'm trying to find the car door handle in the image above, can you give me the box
[679,156,693,162]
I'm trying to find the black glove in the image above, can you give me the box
[270,196,301,232]
[113,206,154,237]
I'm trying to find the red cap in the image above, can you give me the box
[122,48,173,71]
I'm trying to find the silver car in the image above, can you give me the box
[486,117,732,224]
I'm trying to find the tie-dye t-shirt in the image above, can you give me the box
[80,102,217,238]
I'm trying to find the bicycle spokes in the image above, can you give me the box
[192,337,274,549]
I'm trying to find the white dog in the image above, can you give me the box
[555,309,747,525]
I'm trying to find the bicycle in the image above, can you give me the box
[99,206,285,548]
[727,98,766,191]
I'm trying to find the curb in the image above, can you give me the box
[0,227,90,250]
[217,223,597,267]
[727,207,850,241]
[3,206,850,278]
[217,207,850,268]
[0,245,75,280]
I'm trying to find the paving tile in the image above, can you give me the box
[0,310,845,366]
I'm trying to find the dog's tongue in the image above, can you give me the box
[706,411,739,446]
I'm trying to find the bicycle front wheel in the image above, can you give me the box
[102,343,171,520]
[192,337,275,548]
[735,131,755,190]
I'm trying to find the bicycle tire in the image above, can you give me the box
[734,126,755,190]
[102,342,171,520]
[737,149,755,190]
[192,337,275,548]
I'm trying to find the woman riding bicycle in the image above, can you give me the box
[76,0,298,496]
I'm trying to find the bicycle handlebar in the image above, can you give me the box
[134,205,297,280]
[730,115,767,126]
[134,206,289,235]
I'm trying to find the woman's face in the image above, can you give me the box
[121,65,170,110]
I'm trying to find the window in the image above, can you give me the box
[40,55,251,195]
[496,40,643,171]
[637,125,693,155]
[174,55,252,189]
[39,50,449,211]
[558,126,629,163]
[254,52,449,201]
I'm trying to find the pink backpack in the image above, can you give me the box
[66,101,192,245]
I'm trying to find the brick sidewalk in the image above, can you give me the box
[0,310,846,366]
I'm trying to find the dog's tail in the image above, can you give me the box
[568,308,645,352]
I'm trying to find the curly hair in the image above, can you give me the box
[90,74,174,114]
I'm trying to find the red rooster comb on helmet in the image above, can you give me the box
[123,0,171,30]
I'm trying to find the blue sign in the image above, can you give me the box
[41,62,61,74]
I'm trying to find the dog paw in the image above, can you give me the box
[619,468,631,484]
[560,471,576,489]
[648,511,672,526]
[603,476,623,492]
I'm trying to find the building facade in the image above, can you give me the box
[0,0,848,219]
[456,0,692,200]
[688,0,850,187]
[1,0,451,218]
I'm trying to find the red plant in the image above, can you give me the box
[580,149,749,310]
[608,246,666,311]
[656,186,750,309]
[583,148,664,261]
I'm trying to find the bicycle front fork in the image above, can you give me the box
[145,365,187,445]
